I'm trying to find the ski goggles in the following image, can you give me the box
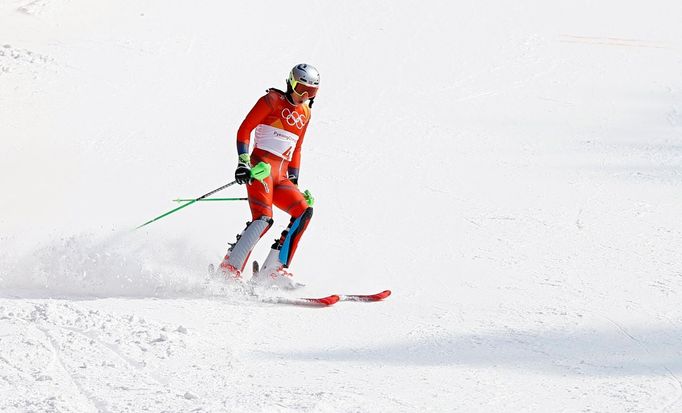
[289,78,318,99]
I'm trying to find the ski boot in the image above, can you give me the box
[250,248,304,290]
[217,256,242,279]
[214,216,274,284]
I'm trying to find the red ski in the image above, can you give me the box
[246,262,387,306]
[338,290,392,302]
[258,294,340,307]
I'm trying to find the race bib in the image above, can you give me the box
[254,124,299,160]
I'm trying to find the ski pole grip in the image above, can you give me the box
[250,161,271,182]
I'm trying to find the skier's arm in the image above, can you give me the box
[236,95,272,157]
[288,122,308,184]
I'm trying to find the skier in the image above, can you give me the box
[217,64,320,289]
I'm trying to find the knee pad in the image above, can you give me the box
[227,216,273,272]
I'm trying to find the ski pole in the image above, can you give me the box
[136,180,238,229]
[136,162,271,230]
[172,197,247,202]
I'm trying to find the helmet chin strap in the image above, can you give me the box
[285,92,296,105]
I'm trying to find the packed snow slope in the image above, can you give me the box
[2,1,682,412]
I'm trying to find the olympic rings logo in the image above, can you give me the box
[281,108,307,129]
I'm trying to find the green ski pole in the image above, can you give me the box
[136,180,238,229]
[172,197,247,202]
[136,162,271,230]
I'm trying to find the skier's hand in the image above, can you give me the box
[235,163,251,184]
[235,154,251,185]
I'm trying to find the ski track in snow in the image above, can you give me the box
[1,296,377,412]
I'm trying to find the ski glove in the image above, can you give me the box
[235,164,250,184]
[235,154,251,185]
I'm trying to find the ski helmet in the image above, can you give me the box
[287,64,320,99]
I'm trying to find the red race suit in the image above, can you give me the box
[236,88,311,220]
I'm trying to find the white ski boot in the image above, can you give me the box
[249,248,305,290]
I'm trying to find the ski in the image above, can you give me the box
[210,261,387,306]
[338,290,392,302]
[255,290,390,307]
[257,294,340,307]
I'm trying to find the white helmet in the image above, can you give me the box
[287,64,320,103]
[289,63,320,87]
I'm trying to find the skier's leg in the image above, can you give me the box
[277,206,313,268]
[260,181,312,274]
[220,215,273,275]
[219,175,274,276]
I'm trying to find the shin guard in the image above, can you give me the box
[275,207,313,268]
[226,216,273,272]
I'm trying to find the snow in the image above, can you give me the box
[1,0,682,411]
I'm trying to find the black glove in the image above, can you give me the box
[235,162,251,184]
